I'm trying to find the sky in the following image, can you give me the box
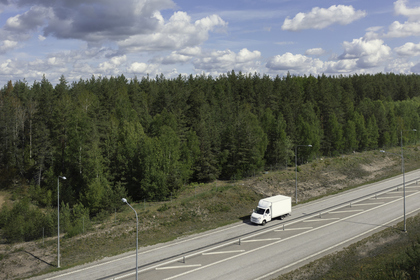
[1,0,420,85]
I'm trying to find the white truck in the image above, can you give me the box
[250,195,291,225]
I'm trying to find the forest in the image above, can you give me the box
[1,71,420,242]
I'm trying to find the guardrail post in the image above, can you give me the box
[283,224,285,231]
[183,256,186,263]
[239,238,241,245]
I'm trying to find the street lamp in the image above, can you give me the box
[295,144,312,204]
[400,129,416,232]
[122,198,138,280]
[57,176,66,268]
[380,128,416,233]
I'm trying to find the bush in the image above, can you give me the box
[0,198,55,243]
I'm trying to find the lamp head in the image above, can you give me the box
[122,198,127,203]
[59,176,66,180]
[308,145,312,147]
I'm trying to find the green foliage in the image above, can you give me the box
[2,73,420,243]
[0,198,56,242]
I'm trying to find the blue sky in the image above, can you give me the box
[1,0,420,85]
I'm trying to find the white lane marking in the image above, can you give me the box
[241,238,281,243]
[370,196,401,199]
[202,250,245,255]
[274,227,313,232]
[255,207,420,280]
[43,222,245,280]
[164,192,420,280]
[156,264,202,270]
[328,210,364,214]
[303,218,340,222]
[351,203,384,206]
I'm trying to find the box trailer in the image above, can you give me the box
[250,195,291,225]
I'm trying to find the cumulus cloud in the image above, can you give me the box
[324,60,357,74]
[385,20,420,37]
[282,5,366,31]
[339,37,391,68]
[385,58,415,73]
[41,0,175,42]
[178,46,202,56]
[0,39,18,53]
[394,0,420,21]
[4,6,51,33]
[265,52,323,73]
[155,53,192,65]
[193,48,261,74]
[97,55,127,75]
[118,12,227,52]
[384,0,420,38]
[305,48,325,56]
[127,62,158,75]
[395,42,420,56]
[1,0,227,50]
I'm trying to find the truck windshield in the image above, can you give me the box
[255,207,265,214]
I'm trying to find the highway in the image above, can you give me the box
[32,169,420,280]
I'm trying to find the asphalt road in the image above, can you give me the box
[32,169,420,280]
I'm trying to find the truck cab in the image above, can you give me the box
[250,195,291,225]
[251,205,271,225]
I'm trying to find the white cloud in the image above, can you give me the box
[395,42,420,56]
[110,55,127,65]
[305,48,325,56]
[383,0,420,38]
[394,0,420,21]
[265,52,323,73]
[324,60,357,73]
[127,62,158,74]
[339,37,391,68]
[98,55,127,74]
[118,12,227,53]
[282,5,366,31]
[386,20,420,37]
[385,58,415,73]
[159,53,192,65]
[178,46,202,56]
[0,40,18,53]
[193,48,261,74]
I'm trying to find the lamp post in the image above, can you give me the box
[57,176,66,268]
[400,129,416,232]
[295,144,312,204]
[122,198,138,280]
[380,128,416,233]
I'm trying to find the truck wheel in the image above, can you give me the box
[262,220,266,225]
[280,215,284,220]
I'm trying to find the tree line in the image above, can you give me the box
[1,71,420,215]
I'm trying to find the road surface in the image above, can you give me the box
[31,169,420,280]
